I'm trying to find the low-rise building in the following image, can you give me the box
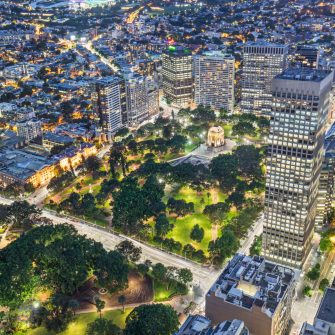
[205,254,295,335]
[176,315,249,335]
[0,143,97,188]
[42,132,75,151]
[0,149,56,188]
[16,118,42,143]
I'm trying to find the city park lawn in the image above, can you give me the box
[147,185,231,254]
[26,309,132,335]
[166,213,213,253]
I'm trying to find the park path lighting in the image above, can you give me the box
[32,301,40,309]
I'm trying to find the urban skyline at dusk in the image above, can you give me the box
[0,0,334,334]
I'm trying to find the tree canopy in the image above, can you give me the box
[124,304,179,335]
[0,224,128,309]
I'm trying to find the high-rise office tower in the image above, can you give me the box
[162,45,193,106]
[292,45,320,69]
[96,76,123,141]
[263,68,333,268]
[315,126,335,227]
[125,74,149,126]
[241,42,288,116]
[194,51,235,113]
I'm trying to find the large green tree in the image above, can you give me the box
[86,318,121,335]
[234,145,262,180]
[155,214,173,237]
[112,178,148,233]
[210,154,238,190]
[124,304,179,335]
[115,240,142,263]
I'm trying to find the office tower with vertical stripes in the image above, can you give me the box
[263,68,333,268]
[162,46,193,106]
[96,76,123,141]
[194,51,235,113]
[241,42,288,116]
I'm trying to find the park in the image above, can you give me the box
[45,106,267,264]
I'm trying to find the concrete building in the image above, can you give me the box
[96,76,123,141]
[0,143,97,189]
[263,69,333,268]
[162,45,193,106]
[125,74,149,126]
[292,45,320,69]
[300,288,335,335]
[328,85,335,125]
[316,125,335,226]
[148,88,160,118]
[42,132,74,151]
[205,254,295,335]
[0,149,56,188]
[16,118,42,142]
[241,42,288,116]
[194,51,235,113]
[176,315,249,335]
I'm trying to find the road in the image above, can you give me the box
[290,238,335,335]
[238,213,263,254]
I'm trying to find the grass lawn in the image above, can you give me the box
[223,124,233,137]
[167,214,212,253]
[26,309,132,335]
[162,186,228,254]
[153,279,187,302]
[167,186,226,213]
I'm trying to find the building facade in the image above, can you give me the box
[241,42,288,116]
[16,118,42,142]
[263,69,333,268]
[292,45,320,69]
[96,76,123,141]
[177,315,249,335]
[148,88,160,118]
[315,126,335,227]
[194,51,235,113]
[162,46,193,106]
[125,74,149,126]
[205,254,295,335]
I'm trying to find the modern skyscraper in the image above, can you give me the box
[292,45,320,69]
[315,125,335,227]
[96,76,123,141]
[241,42,288,116]
[194,51,235,113]
[263,68,333,268]
[125,74,149,126]
[162,45,193,106]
